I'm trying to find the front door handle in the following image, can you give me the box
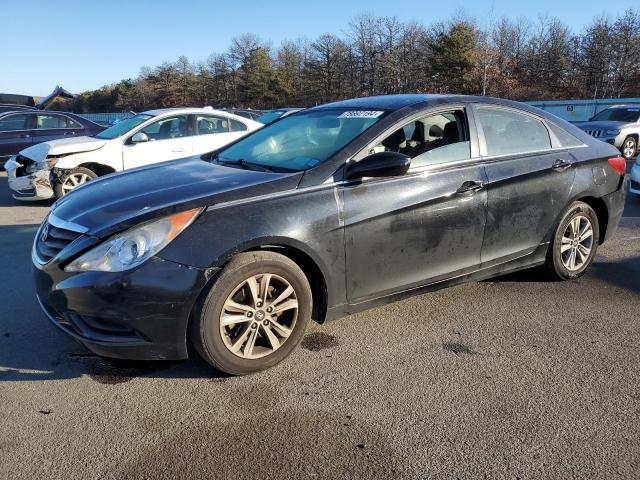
[552,158,572,171]
[20,134,31,138]
[456,180,484,194]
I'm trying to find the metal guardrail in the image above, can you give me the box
[78,112,135,126]
[526,98,640,122]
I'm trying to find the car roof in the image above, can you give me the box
[0,109,82,117]
[310,94,565,120]
[141,107,261,126]
[144,107,237,116]
[313,94,452,110]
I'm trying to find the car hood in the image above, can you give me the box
[574,120,635,130]
[20,136,108,162]
[50,157,303,237]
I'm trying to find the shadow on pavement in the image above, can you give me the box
[492,255,640,293]
[0,223,224,383]
[589,255,640,294]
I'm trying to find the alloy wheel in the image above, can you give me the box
[219,273,298,359]
[560,215,593,271]
[623,138,636,160]
[62,173,92,193]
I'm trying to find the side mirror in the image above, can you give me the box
[346,151,411,180]
[130,132,149,144]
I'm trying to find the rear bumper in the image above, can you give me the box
[34,255,214,360]
[601,176,628,243]
[630,163,640,195]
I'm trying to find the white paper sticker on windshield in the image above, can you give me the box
[338,110,384,119]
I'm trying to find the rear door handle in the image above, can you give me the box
[172,148,185,152]
[456,180,484,194]
[552,158,572,171]
[20,134,31,138]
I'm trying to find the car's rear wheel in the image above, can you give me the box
[191,251,312,375]
[622,136,637,161]
[54,167,97,197]
[544,201,599,280]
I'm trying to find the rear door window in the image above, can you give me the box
[36,114,82,129]
[196,115,230,134]
[476,107,551,157]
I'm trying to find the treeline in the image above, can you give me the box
[57,10,640,113]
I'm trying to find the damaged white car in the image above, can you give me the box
[5,107,262,200]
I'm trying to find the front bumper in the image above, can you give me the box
[630,162,640,195]
[5,157,55,201]
[34,251,214,360]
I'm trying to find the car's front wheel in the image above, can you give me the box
[191,251,312,375]
[545,201,599,280]
[54,167,98,197]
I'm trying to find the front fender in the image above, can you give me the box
[54,153,95,169]
[158,186,347,308]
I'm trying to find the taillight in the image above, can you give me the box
[607,156,626,175]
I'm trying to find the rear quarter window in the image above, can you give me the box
[230,119,248,132]
[547,122,585,148]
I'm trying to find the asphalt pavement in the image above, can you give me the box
[0,171,639,479]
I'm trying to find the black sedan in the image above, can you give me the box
[33,94,627,375]
[0,110,104,167]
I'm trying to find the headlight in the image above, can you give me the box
[65,208,202,272]
[606,129,620,135]
[26,158,57,174]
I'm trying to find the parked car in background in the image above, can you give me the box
[220,108,262,121]
[630,156,640,197]
[32,94,627,375]
[5,108,262,200]
[575,105,640,160]
[0,110,104,168]
[0,105,36,114]
[256,108,303,124]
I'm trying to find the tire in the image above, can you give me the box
[191,251,312,375]
[54,167,98,198]
[544,201,599,281]
[621,136,637,161]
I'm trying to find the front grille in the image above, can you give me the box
[631,180,640,190]
[583,129,603,138]
[35,220,82,263]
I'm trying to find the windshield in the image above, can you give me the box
[94,114,153,139]
[256,110,287,124]
[218,109,386,171]
[591,108,640,123]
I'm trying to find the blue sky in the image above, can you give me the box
[1,0,636,96]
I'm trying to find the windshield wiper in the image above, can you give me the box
[217,157,274,172]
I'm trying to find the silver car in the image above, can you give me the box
[575,105,640,161]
